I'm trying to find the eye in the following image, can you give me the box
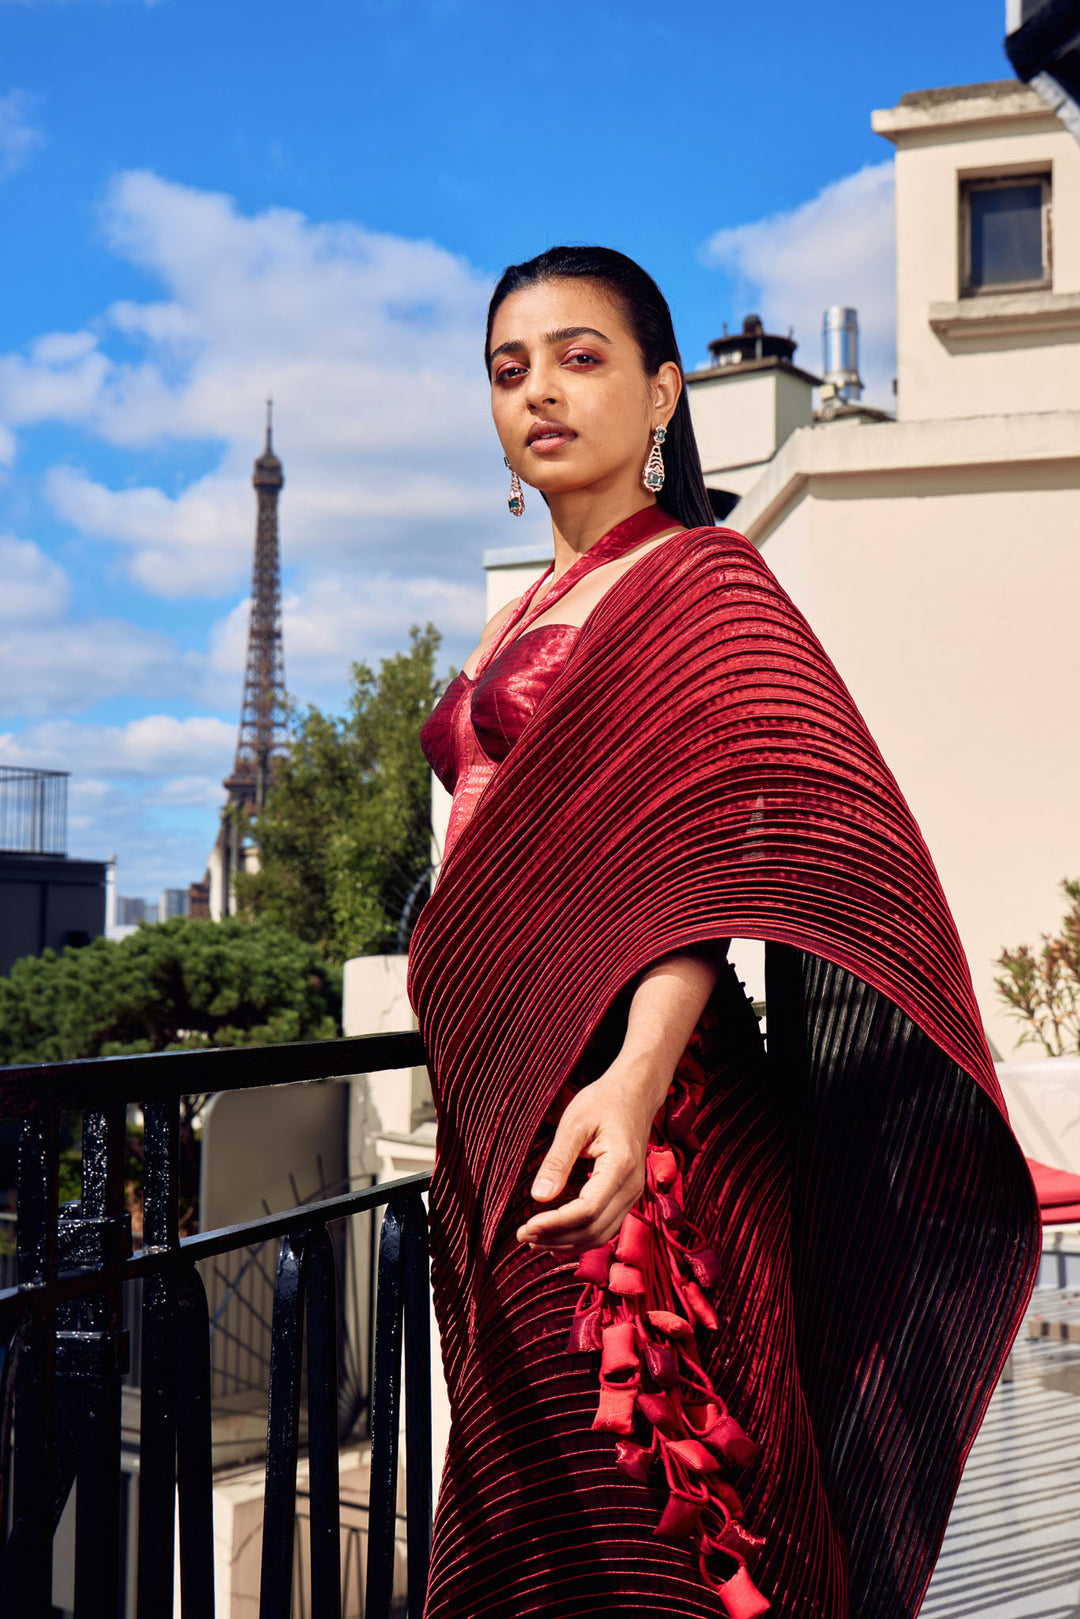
[494,362,526,386]
[565,350,601,367]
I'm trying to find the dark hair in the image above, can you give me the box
[485,245,715,532]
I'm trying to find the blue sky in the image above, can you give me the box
[0,0,1016,900]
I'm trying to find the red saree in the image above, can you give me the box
[407,521,1040,1619]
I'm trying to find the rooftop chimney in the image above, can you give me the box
[822,307,863,402]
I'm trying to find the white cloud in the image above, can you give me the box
[0,91,43,179]
[0,534,71,621]
[0,173,517,890]
[207,570,486,698]
[703,162,896,406]
[0,714,234,778]
[0,170,506,597]
[145,775,225,808]
[0,613,190,718]
[65,777,214,901]
[3,720,239,898]
[46,464,252,597]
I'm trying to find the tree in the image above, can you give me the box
[234,622,442,960]
[996,878,1080,1057]
[0,915,341,1066]
[0,916,342,1232]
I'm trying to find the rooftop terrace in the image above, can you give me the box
[924,1286,1080,1617]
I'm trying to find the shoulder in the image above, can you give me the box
[633,525,800,641]
[460,594,523,679]
[477,596,521,649]
[678,524,758,563]
[654,524,775,593]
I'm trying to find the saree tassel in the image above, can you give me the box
[592,1373,639,1434]
[561,1014,769,1606]
[600,1320,639,1374]
[614,1437,655,1483]
[655,1487,707,1541]
[642,1339,680,1387]
[608,1260,647,1296]
[614,1210,654,1268]
[713,1518,768,1563]
[654,1190,686,1228]
[707,1412,761,1469]
[567,1283,604,1353]
[666,1437,722,1474]
[646,1307,694,1339]
[681,1278,720,1330]
[646,1145,679,1189]
[574,1242,614,1285]
[698,1550,772,1619]
[636,1389,678,1430]
[687,1244,724,1292]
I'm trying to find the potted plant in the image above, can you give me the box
[995,879,1080,1178]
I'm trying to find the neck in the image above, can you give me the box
[547,484,658,580]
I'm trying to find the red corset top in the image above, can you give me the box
[420,622,580,793]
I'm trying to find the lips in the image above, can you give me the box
[527,419,576,452]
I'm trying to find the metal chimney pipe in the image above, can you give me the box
[822,306,863,402]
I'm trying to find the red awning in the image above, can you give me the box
[1028,1158,1080,1224]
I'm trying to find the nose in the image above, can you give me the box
[524,351,562,409]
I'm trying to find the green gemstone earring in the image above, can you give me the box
[642,424,667,493]
[504,455,525,517]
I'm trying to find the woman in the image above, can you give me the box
[408,247,1040,1619]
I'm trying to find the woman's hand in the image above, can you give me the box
[515,1054,669,1253]
[515,944,728,1254]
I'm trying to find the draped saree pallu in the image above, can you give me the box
[408,512,1041,1619]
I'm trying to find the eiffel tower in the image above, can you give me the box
[224,401,289,812]
[190,405,289,919]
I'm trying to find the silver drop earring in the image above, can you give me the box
[504,455,525,517]
[642,424,667,494]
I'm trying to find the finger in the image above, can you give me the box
[530,1110,593,1202]
[522,1200,626,1252]
[519,1161,635,1246]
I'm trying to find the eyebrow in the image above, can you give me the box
[488,326,613,363]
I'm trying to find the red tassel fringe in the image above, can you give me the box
[567,1050,771,1616]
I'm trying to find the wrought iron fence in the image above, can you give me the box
[0,1031,433,1619]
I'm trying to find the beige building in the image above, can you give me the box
[443,81,1080,1059]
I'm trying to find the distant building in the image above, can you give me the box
[158,888,190,922]
[104,886,189,940]
[0,767,106,977]
[115,896,153,928]
[470,79,1080,1059]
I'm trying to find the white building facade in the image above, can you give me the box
[445,80,1080,1060]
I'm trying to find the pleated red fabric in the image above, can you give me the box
[407,522,1041,1619]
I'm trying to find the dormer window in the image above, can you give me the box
[960,173,1051,295]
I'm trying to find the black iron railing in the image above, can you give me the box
[0,1031,433,1619]
[0,764,68,855]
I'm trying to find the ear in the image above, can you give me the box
[652,359,682,425]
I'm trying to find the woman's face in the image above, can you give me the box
[488,278,680,502]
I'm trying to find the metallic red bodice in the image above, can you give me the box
[420,505,677,864]
[420,623,581,792]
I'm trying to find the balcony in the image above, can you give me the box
[0,1030,432,1619]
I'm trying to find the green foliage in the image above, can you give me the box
[234,622,442,961]
[996,878,1080,1057]
[0,916,341,1067]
